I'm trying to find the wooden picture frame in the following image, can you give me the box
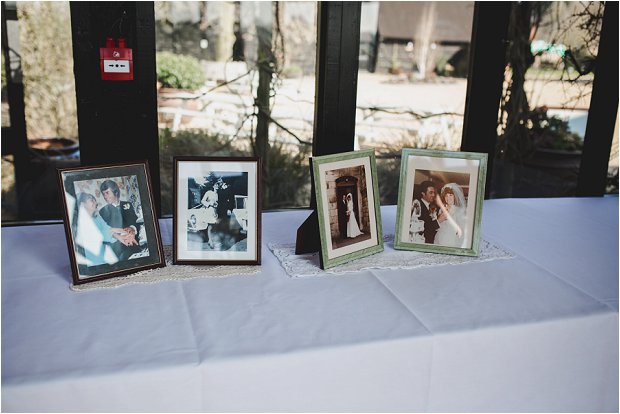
[58,161,165,285]
[173,156,261,265]
[394,149,488,256]
[312,150,384,269]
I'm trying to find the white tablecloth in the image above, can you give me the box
[2,198,618,412]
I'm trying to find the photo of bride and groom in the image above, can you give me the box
[71,176,150,273]
[327,170,372,250]
[185,172,249,252]
[60,163,166,284]
[341,192,363,234]
[410,173,470,249]
[313,149,383,270]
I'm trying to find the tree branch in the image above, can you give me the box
[358,106,463,120]
[158,69,253,101]
[256,107,312,146]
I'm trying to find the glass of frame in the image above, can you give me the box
[312,149,384,269]
[394,149,487,256]
[173,157,261,265]
[58,162,165,285]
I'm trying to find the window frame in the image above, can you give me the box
[576,1,618,196]
[2,1,617,225]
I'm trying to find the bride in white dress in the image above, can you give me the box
[435,183,467,248]
[346,193,363,238]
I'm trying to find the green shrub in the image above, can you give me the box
[375,155,401,205]
[158,128,313,213]
[156,52,206,90]
[528,106,583,152]
[263,141,311,209]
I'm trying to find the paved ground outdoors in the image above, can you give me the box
[161,67,599,156]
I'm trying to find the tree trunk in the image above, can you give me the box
[255,2,273,208]
[215,2,235,62]
[501,2,536,162]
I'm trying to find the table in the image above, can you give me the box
[2,198,618,412]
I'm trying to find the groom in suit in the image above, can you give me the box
[417,181,446,244]
[99,180,142,261]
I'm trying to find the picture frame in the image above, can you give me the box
[312,149,384,269]
[58,161,165,285]
[394,148,487,256]
[173,156,261,265]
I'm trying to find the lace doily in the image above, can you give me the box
[71,245,260,291]
[269,235,515,278]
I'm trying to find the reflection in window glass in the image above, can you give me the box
[1,155,18,220]
[356,1,474,205]
[1,48,9,128]
[1,2,79,222]
[492,2,605,198]
[2,11,20,221]
[155,2,317,214]
[2,25,17,220]
[17,2,79,147]
[608,112,618,194]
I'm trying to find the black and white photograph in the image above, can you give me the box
[313,150,383,269]
[186,171,248,252]
[174,157,261,264]
[58,162,165,285]
[395,149,487,256]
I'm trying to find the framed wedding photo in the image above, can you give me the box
[173,156,261,265]
[394,149,487,256]
[312,149,384,269]
[58,161,165,285]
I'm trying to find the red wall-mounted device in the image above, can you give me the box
[100,37,133,81]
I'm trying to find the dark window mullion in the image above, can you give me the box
[1,1,30,219]
[460,1,512,199]
[312,1,361,157]
[70,1,161,214]
[296,2,361,250]
[576,1,619,197]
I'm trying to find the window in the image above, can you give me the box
[1,45,9,128]
[1,1,79,221]
[18,2,78,147]
[2,2,616,225]
[2,40,16,219]
[155,1,317,214]
[607,110,618,194]
[490,2,608,197]
[355,1,475,204]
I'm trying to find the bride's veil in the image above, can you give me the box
[443,183,466,208]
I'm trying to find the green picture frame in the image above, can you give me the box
[312,150,384,269]
[394,149,488,256]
